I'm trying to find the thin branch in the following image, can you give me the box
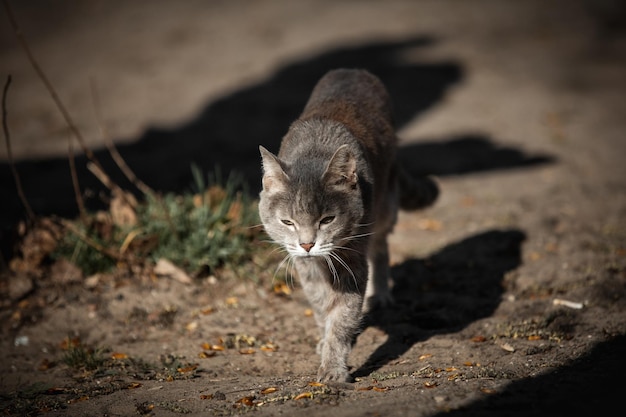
[89,78,180,239]
[2,75,35,222]
[2,0,115,187]
[68,136,88,225]
[58,218,120,261]
[89,77,154,196]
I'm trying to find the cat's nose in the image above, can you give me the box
[300,242,315,252]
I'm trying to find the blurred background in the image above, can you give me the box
[1,0,625,254]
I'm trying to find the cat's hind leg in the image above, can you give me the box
[365,233,394,311]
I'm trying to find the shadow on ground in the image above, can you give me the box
[432,334,626,416]
[0,35,553,253]
[355,229,526,378]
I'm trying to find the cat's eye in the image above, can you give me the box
[281,219,294,226]
[320,216,335,225]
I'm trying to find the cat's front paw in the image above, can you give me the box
[317,365,352,383]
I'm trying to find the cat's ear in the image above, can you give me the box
[259,145,288,194]
[323,144,358,188]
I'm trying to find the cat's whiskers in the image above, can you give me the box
[331,244,361,255]
[328,251,359,292]
[265,243,288,257]
[322,254,340,286]
[341,231,375,242]
[285,254,297,290]
[272,251,299,290]
[271,241,299,283]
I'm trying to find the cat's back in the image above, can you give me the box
[288,69,397,163]
[301,69,394,124]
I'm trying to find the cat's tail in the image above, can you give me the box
[396,164,439,211]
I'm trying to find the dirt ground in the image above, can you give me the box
[1,0,626,416]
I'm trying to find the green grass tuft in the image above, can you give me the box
[51,166,266,279]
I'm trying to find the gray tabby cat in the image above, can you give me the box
[258,68,438,382]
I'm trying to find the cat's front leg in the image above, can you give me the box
[317,292,363,382]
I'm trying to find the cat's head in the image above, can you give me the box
[258,145,366,258]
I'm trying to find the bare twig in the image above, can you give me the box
[89,77,154,196]
[86,161,116,192]
[2,75,36,222]
[2,0,124,196]
[58,218,120,261]
[68,136,88,225]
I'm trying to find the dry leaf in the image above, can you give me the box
[372,386,389,392]
[463,361,474,366]
[480,387,496,394]
[38,358,53,371]
[59,337,81,350]
[471,335,487,342]
[239,348,256,355]
[499,342,515,352]
[235,396,256,407]
[111,352,128,360]
[200,394,213,400]
[198,351,216,358]
[205,186,227,209]
[227,199,242,222]
[67,396,89,404]
[528,335,542,341]
[294,392,313,400]
[127,382,142,389]
[261,387,278,394]
[226,297,239,306]
[307,382,325,387]
[304,308,314,317]
[110,189,137,227]
[273,282,292,296]
[260,343,278,352]
[423,381,438,388]
[418,354,433,361]
[154,258,192,284]
[177,364,198,373]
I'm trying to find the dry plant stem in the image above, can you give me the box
[2,0,128,201]
[87,78,182,239]
[58,218,120,261]
[68,138,88,226]
[89,77,154,196]
[2,1,100,166]
[87,162,117,192]
[2,75,35,222]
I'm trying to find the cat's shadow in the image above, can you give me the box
[0,35,554,254]
[353,228,526,379]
